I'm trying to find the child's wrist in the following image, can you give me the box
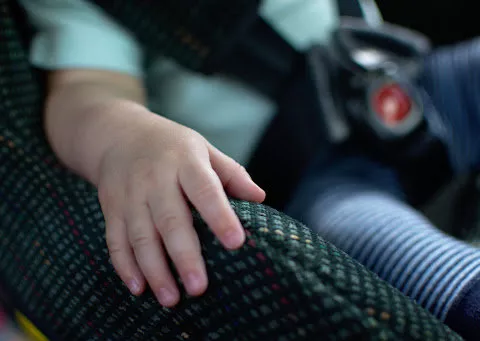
[46,91,152,185]
[75,99,156,185]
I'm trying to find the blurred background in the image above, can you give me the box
[377,0,477,47]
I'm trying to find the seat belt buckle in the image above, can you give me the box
[365,77,424,143]
[310,18,434,155]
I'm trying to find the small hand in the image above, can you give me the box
[97,114,265,307]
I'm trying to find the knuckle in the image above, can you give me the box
[105,225,124,252]
[182,129,203,146]
[193,181,219,202]
[156,212,181,235]
[178,133,206,157]
[106,237,123,255]
[130,233,156,249]
[231,160,245,173]
[223,161,245,185]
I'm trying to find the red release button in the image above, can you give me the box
[373,84,412,126]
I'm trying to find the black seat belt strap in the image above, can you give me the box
[215,16,300,100]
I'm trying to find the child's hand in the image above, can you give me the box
[97,114,265,307]
[43,69,263,307]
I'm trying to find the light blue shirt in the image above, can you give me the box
[21,0,338,164]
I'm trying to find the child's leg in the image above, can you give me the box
[287,154,480,340]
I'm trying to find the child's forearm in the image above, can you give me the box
[45,69,151,185]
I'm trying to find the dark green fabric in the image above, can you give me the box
[0,0,463,339]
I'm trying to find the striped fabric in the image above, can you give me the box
[301,181,480,321]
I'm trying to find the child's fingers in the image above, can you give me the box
[179,157,245,250]
[149,184,208,297]
[208,145,266,203]
[105,215,145,296]
[99,185,145,296]
[125,182,180,307]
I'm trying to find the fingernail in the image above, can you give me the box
[128,279,141,295]
[223,230,245,249]
[157,288,177,307]
[186,272,205,294]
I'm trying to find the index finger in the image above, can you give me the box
[178,158,245,250]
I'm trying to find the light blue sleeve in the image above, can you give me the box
[19,0,144,77]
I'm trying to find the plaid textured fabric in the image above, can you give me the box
[0,0,463,339]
